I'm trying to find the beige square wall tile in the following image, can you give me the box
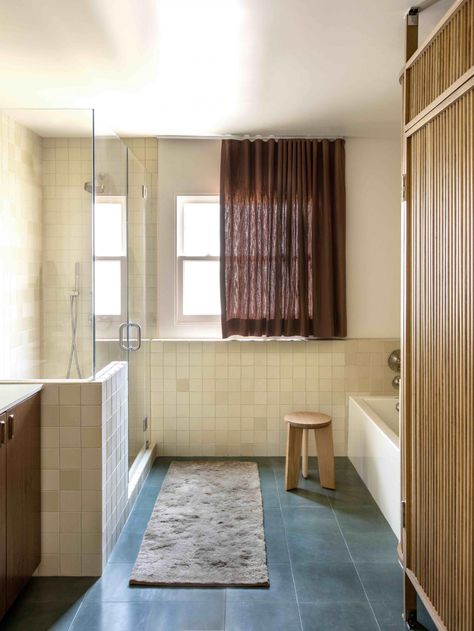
[59,406,81,427]
[60,554,82,576]
[60,469,81,491]
[81,427,101,448]
[38,555,59,576]
[60,427,81,448]
[80,383,102,405]
[42,405,59,427]
[60,512,82,534]
[60,490,81,512]
[81,405,101,427]
[59,384,81,405]
[60,448,81,469]
[42,384,59,405]
[41,490,59,512]
[60,533,81,554]
[81,554,102,576]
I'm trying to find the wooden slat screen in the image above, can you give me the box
[406,0,474,122]
[405,86,474,630]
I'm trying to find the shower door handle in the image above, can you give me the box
[119,322,129,352]
[129,323,142,351]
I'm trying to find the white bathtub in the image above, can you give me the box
[348,395,400,538]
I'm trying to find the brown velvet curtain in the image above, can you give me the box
[220,138,346,338]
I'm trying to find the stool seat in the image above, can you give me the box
[284,412,331,429]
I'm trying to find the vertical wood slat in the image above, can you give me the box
[406,87,474,630]
[406,0,474,122]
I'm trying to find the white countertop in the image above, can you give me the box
[0,384,43,414]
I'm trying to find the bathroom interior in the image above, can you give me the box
[0,1,472,630]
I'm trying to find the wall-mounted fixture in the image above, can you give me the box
[388,349,401,390]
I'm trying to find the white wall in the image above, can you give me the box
[346,138,401,338]
[418,0,455,44]
[157,138,401,339]
[158,139,221,338]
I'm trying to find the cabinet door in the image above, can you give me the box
[0,413,6,620]
[5,394,40,610]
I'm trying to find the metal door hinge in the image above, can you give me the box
[402,500,406,528]
[407,8,419,27]
[402,174,407,202]
[142,184,148,199]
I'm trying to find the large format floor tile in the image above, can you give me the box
[1,457,407,631]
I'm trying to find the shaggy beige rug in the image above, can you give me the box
[129,461,269,587]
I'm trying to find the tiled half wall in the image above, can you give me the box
[150,339,400,457]
[38,362,147,576]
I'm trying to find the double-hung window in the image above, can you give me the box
[94,196,127,323]
[176,195,220,322]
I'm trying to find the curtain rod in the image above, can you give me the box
[155,134,345,141]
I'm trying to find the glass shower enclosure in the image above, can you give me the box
[94,134,152,469]
[0,108,151,474]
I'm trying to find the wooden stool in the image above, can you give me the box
[284,412,336,490]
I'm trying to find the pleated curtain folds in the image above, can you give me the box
[220,138,347,338]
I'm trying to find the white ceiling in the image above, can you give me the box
[0,0,446,138]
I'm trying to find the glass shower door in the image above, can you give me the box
[126,150,151,471]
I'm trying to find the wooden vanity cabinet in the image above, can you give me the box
[0,392,40,620]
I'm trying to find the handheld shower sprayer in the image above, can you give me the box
[66,262,82,379]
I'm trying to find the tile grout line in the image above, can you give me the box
[272,463,305,631]
[328,496,383,631]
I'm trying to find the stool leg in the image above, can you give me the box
[314,425,336,490]
[302,429,309,479]
[285,425,303,491]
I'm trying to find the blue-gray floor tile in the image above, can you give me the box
[277,487,332,510]
[300,602,380,631]
[85,563,226,605]
[371,601,405,630]
[356,562,403,603]
[325,484,377,507]
[85,563,158,603]
[261,485,280,508]
[293,562,366,604]
[264,526,290,564]
[123,507,154,534]
[281,506,337,533]
[286,529,352,565]
[108,530,144,564]
[417,596,439,631]
[146,600,225,630]
[226,563,296,603]
[258,468,277,487]
[136,486,160,510]
[225,601,302,631]
[333,505,393,533]
[70,601,151,630]
[1,601,82,631]
[343,530,399,563]
[14,577,94,603]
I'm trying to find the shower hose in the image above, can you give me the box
[66,293,82,379]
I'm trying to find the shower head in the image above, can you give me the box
[84,180,105,194]
[84,173,105,195]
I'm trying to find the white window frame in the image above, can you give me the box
[94,195,127,324]
[175,194,220,324]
